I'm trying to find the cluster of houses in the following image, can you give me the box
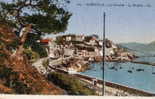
[39,34,103,60]
[37,34,136,73]
[39,34,136,62]
[105,39,136,61]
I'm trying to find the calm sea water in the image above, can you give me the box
[80,57,155,94]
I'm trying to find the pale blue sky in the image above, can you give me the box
[65,0,155,43]
[1,0,155,43]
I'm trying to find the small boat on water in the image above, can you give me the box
[136,68,144,72]
[128,70,132,73]
[114,68,118,71]
[109,66,115,70]
[152,67,155,74]
[128,65,133,73]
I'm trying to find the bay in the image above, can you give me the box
[80,57,155,94]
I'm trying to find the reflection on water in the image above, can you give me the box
[81,57,155,94]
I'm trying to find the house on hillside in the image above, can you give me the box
[66,36,72,41]
[74,35,85,42]
[64,48,74,57]
[40,38,61,59]
[48,40,61,59]
[94,47,103,56]
[99,40,103,46]
[40,39,51,53]
[85,36,98,46]
[65,34,85,42]
[105,47,115,56]
[89,37,97,45]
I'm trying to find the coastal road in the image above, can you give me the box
[73,74,103,95]
[49,56,73,66]
[32,56,73,74]
[32,57,48,74]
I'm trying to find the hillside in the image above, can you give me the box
[0,24,64,94]
[119,42,155,56]
[119,42,147,51]
[148,41,155,50]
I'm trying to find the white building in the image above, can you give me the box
[75,35,85,42]
[66,36,72,41]
[48,40,60,59]
[68,68,77,74]
[99,40,103,46]
[95,47,103,56]
[105,47,115,56]
[64,48,74,57]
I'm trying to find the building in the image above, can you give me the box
[66,36,72,41]
[40,39,51,53]
[105,47,115,56]
[64,48,74,57]
[99,40,103,46]
[85,36,98,46]
[40,38,61,59]
[95,47,103,56]
[75,35,85,42]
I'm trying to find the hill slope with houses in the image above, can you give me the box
[34,34,136,75]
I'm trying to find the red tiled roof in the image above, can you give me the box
[40,39,50,43]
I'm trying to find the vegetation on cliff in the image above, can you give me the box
[0,0,72,94]
[48,72,96,95]
[0,24,65,94]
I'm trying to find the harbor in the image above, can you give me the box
[36,54,155,96]
[74,73,155,96]
[32,35,155,96]
[47,63,155,96]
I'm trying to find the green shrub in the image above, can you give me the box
[24,48,40,62]
[31,43,48,58]
[42,59,49,69]
[0,65,33,94]
[47,72,96,95]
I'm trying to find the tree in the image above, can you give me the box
[0,0,71,70]
[0,1,71,94]
[0,0,71,55]
[0,0,71,33]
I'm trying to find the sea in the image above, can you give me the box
[80,56,155,94]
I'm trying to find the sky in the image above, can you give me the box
[65,0,155,43]
[1,0,155,43]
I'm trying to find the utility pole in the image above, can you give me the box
[102,12,106,96]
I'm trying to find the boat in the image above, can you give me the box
[152,67,155,74]
[136,68,144,72]
[109,66,115,70]
[128,70,132,73]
